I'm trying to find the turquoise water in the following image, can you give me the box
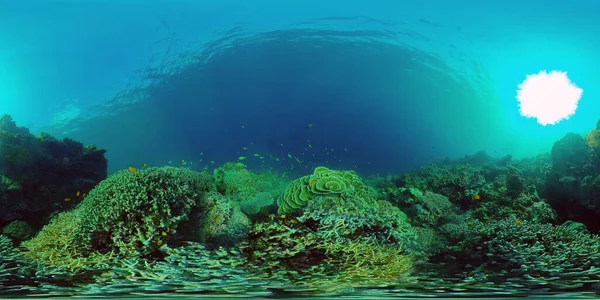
[1,1,600,298]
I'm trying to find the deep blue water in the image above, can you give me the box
[2,0,599,177]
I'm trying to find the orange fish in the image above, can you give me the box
[473,194,481,200]
[515,219,523,226]
[310,180,317,187]
[128,166,137,173]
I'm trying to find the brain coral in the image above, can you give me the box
[277,166,368,214]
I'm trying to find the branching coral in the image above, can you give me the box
[0,235,35,288]
[75,166,213,256]
[24,166,214,265]
[242,179,416,281]
[436,218,600,290]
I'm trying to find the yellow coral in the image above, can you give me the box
[586,129,600,148]
[324,239,412,280]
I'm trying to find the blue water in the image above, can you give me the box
[1,0,598,176]
[1,1,600,298]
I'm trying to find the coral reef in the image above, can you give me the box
[213,162,281,219]
[22,166,215,271]
[241,167,416,283]
[382,157,555,224]
[433,218,600,290]
[5,117,600,296]
[391,187,456,226]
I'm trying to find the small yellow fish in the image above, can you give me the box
[64,197,71,202]
[143,163,147,168]
[82,193,87,197]
[128,166,137,173]
[181,159,185,163]
[76,191,80,197]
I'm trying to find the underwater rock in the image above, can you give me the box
[544,128,600,232]
[0,220,33,243]
[212,162,284,220]
[550,132,588,176]
[185,191,251,248]
[240,191,276,220]
[391,187,456,227]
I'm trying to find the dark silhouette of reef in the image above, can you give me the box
[543,120,600,232]
[0,114,107,242]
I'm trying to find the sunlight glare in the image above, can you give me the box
[516,70,582,126]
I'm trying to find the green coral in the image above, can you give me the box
[243,166,417,278]
[75,166,213,256]
[242,194,416,282]
[213,162,281,199]
[277,166,368,214]
[212,162,284,219]
[184,191,251,248]
[24,166,214,263]
[20,210,104,272]
[0,234,34,287]
[437,218,600,290]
